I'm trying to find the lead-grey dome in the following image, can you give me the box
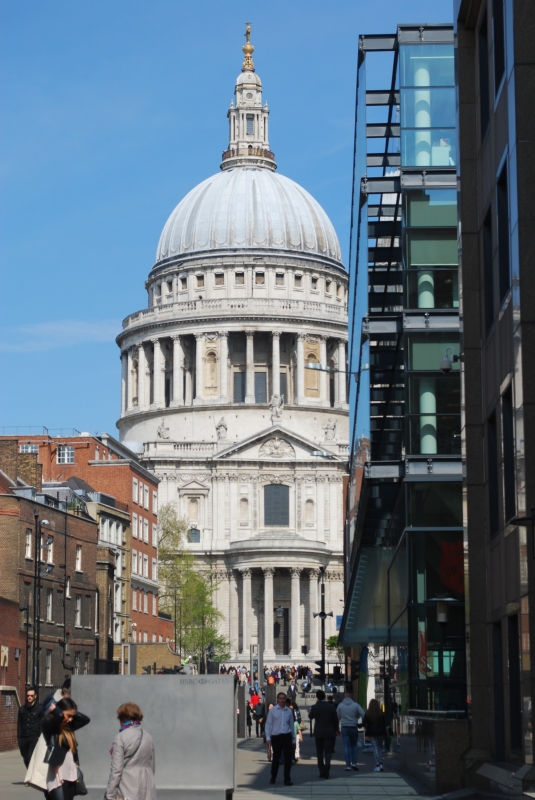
[155,167,342,265]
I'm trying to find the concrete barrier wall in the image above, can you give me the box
[72,675,236,799]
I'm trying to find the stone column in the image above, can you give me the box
[308,569,320,658]
[337,340,347,406]
[194,333,204,404]
[240,568,252,654]
[319,336,328,406]
[151,338,164,408]
[290,567,301,658]
[121,352,128,415]
[137,342,148,411]
[219,332,229,402]
[228,570,239,658]
[272,332,281,398]
[263,567,276,660]
[245,331,255,404]
[296,333,305,404]
[171,335,184,407]
[126,348,135,411]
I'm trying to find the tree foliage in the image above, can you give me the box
[326,634,344,663]
[157,504,230,664]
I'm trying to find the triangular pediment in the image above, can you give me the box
[213,425,342,462]
[178,479,210,491]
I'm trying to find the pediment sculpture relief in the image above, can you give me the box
[259,437,295,459]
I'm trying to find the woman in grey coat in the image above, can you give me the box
[105,703,155,800]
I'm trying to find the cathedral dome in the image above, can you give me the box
[155,167,343,265]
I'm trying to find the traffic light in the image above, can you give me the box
[142,665,151,674]
[314,659,325,681]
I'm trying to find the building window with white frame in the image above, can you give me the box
[144,592,148,613]
[47,537,54,564]
[75,545,82,571]
[45,650,52,685]
[132,513,138,538]
[132,549,138,574]
[152,524,157,547]
[152,491,158,514]
[84,653,89,675]
[20,443,39,454]
[75,595,82,627]
[66,577,71,598]
[25,529,32,559]
[144,486,149,510]
[158,635,162,643]
[46,589,53,621]
[57,445,75,464]
[132,588,137,610]
[100,517,107,541]
[144,519,149,543]
[132,629,137,643]
[151,558,157,582]
[132,478,138,503]
[74,652,80,675]
[143,554,148,578]
[152,593,157,616]
[152,633,156,643]
[143,631,148,643]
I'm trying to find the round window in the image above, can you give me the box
[246,92,253,99]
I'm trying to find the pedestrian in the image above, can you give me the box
[337,691,364,771]
[308,689,340,779]
[42,698,90,800]
[265,692,295,787]
[287,702,303,763]
[17,687,43,768]
[286,679,297,703]
[105,702,156,800]
[42,679,71,716]
[363,698,387,772]
[253,697,265,738]
[246,702,253,738]
[264,703,274,761]
[250,689,260,709]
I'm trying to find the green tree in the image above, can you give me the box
[157,504,230,665]
[326,635,344,664]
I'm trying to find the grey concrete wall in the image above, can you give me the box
[72,675,235,799]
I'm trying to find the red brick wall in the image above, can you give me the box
[0,598,26,696]
[0,688,20,751]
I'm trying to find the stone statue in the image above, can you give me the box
[323,418,336,441]
[157,418,170,440]
[216,417,228,441]
[269,394,284,424]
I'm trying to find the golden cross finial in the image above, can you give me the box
[242,21,255,72]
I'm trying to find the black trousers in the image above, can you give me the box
[44,781,76,800]
[255,718,264,737]
[270,733,294,782]
[18,737,39,768]
[315,736,336,774]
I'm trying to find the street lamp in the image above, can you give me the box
[313,571,333,684]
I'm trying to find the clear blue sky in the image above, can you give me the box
[0,0,452,436]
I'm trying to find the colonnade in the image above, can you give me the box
[233,566,322,660]
[120,330,347,414]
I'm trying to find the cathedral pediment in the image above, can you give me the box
[213,425,342,462]
[177,479,210,492]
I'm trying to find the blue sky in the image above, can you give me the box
[0,0,452,436]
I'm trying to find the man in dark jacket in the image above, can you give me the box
[308,689,340,779]
[17,687,44,767]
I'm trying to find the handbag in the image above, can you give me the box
[24,733,49,791]
[74,765,88,796]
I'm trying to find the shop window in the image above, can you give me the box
[264,484,289,527]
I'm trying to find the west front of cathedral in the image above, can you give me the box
[116,26,348,663]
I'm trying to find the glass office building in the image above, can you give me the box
[340,25,466,715]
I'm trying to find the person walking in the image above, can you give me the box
[253,697,265,738]
[105,702,156,800]
[286,679,298,704]
[42,698,90,800]
[246,702,253,738]
[363,698,387,772]
[17,687,44,768]
[337,692,365,771]
[264,692,295,787]
[308,689,339,779]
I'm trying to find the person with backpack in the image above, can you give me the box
[363,698,387,772]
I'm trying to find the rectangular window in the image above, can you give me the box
[497,163,510,303]
[46,651,52,685]
[233,371,246,403]
[100,517,107,541]
[47,537,53,564]
[502,386,515,522]
[74,652,80,675]
[180,276,187,290]
[57,445,74,464]
[152,524,158,547]
[132,513,138,539]
[143,554,148,578]
[84,653,89,675]
[152,633,157,643]
[144,591,148,613]
[280,372,287,403]
[479,11,490,138]
[75,545,82,572]
[488,412,500,536]
[152,594,157,616]
[235,272,245,285]
[254,372,267,403]
[196,274,205,288]
[144,486,149,510]
[143,631,148,643]
[255,272,265,285]
[294,274,302,288]
[483,208,495,333]
[407,482,463,527]
[144,519,149,543]
[132,549,138,574]
[132,588,137,610]
[132,479,138,503]
[151,558,157,582]
[493,0,505,93]
[214,273,224,286]
[246,115,254,135]
[311,277,318,290]
[264,484,290,527]
[20,443,39,454]
[75,596,82,627]
[25,529,32,559]
[66,577,71,598]
[152,491,158,514]
[46,589,53,621]
[275,273,284,286]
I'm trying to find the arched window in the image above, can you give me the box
[187,497,199,521]
[305,499,314,523]
[240,497,249,522]
[264,484,289,527]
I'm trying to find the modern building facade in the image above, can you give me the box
[116,27,348,662]
[455,0,535,782]
[340,25,466,718]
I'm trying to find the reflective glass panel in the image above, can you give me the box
[407,335,461,371]
[406,230,458,266]
[405,189,457,227]
[400,44,455,87]
[407,482,462,527]
[406,268,459,309]
[401,129,457,167]
[401,88,456,129]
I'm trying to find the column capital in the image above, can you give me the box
[263,566,275,577]
[297,332,306,341]
[272,331,281,340]
[219,331,229,340]
[245,330,255,339]
[137,341,146,351]
[290,566,302,578]
[318,335,327,343]
[239,567,252,578]
[150,337,160,345]
[171,334,181,342]
[195,332,205,341]
[309,568,321,579]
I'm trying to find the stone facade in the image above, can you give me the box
[116,29,348,663]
